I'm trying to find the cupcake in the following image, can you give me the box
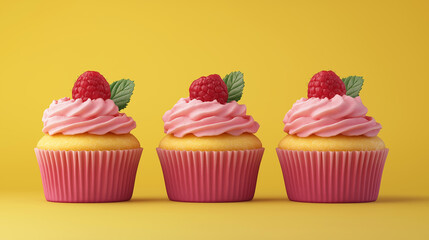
[277,70,388,203]
[157,72,264,202]
[35,71,142,203]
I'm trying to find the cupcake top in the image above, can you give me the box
[42,71,136,135]
[283,71,382,137]
[162,72,260,137]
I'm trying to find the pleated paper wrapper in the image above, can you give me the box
[35,148,143,203]
[157,148,264,202]
[276,148,388,203]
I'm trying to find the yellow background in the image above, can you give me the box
[1,0,428,239]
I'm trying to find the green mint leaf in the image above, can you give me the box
[110,79,135,111]
[223,71,244,102]
[342,76,364,97]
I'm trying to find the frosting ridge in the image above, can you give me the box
[163,98,259,137]
[283,95,381,137]
[42,98,136,135]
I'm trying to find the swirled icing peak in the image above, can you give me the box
[163,98,259,137]
[283,95,381,137]
[42,97,136,135]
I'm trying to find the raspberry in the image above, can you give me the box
[72,71,111,101]
[307,70,346,99]
[189,74,228,104]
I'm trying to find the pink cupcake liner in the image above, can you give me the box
[276,148,388,203]
[157,148,264,202]
[34,148,143,203]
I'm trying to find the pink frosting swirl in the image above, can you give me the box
[42,98,136,135]
[283,95,381,137]
[163,98,260,137]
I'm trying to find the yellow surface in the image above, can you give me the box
[36,133,140,151]
[159,133,262,151]
[278,135,385,151]
[0,0,428,239]
[0,192,428,240]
